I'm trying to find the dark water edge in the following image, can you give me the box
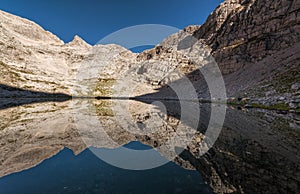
[0,143,213,194]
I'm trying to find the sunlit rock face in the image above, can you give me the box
[1,0,299,101]
[0,9,85,95]
[0,8,208,100]
[0,8,213,101]
[0,9,137,97]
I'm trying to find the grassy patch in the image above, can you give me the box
[94,100,114,117]
[250,103,290,111]
[227,101,293,111]
[95,78,116,96]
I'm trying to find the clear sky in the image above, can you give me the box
[0,0,223,45]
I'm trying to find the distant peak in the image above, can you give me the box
[73,35,85,42]
[67,35,91,48]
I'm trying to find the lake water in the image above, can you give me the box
[0,145,211,194]
[0,99,299,193]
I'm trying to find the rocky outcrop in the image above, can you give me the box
[178,0,300,108]
[0,9,138,97]
[194,0,300,74]
[0,8,209,101]
[0,9,84,95]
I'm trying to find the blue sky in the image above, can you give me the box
[0,0,223,45]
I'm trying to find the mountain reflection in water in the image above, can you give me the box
[0,146,211,194]
[0,99,299,193]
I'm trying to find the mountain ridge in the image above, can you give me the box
[0,0,299,111]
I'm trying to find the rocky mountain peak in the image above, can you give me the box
[194,0,300,74]
[67,35,91,49]
[0,10,63,46]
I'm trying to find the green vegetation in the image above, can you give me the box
[94,100,114,117]
[227,101,293,111]
[247,65,300,97]
[271,69,299,94]
[249,103,290,111]
[95,78,116,96]
[92,77,116,116]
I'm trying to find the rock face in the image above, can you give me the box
[0,9,79,95]
[194,0,300,74]
[1,0,299,101]
[192,0,300,104]
[0,9,138,97]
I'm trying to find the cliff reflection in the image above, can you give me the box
[0,99,299,193]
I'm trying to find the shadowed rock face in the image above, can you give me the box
[0,100,299,193]
[194,0,300,74]
[190,0,300,102]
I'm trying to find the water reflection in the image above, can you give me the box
[0,99,299,193]
[0,147,211,194]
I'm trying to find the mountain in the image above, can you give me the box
[139,0,300,108]
[1,0,299,110]
[0,9,137,97]
[194,0,300,107]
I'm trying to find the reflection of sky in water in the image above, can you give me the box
[123,141,152,150]
[89,141,170,170]
[129,45,154,53]
[0,143,212,194]
[0,98,299,193]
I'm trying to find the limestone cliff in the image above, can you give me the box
[0,9,137,97]
[1,0,299,107]
[193,0,300,107]
[195,0,300,74]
